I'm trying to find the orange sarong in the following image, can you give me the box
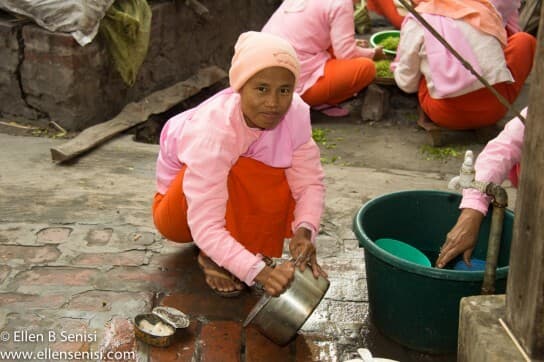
[418,32,536,130]
[152,157,295,257]
[301,56,376,106]
[366,0,405,29]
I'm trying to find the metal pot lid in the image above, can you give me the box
[243,294,271,327]
[152,306,190,329]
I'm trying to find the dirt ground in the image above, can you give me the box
[0,85,494,177]
[310,97,485,176]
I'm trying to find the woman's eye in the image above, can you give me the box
[280,88,292,95]
[257,86,267,92]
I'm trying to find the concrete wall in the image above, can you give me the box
[0,0,281,130]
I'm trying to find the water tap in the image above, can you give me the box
[448,150,475,190]
[447,150,488,192]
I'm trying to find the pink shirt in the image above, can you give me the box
[394,16,513,98]
[460,108,526,214]
[155,88,325,285]
[262,0,375,94]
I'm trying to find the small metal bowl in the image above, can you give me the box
[134,306,190,347]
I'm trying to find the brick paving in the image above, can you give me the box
[0,133,472,361]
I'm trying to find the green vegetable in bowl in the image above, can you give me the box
[375,60,393,78]
[378,37,400,51]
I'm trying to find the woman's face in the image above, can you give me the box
[240,67,295,130]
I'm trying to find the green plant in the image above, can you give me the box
[375,60,393,78]
[420,145,463,160]
[378,37,399,51]
[312,128,328,144]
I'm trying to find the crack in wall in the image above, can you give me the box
[14,24,47,120]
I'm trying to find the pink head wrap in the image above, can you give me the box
[229,31,300,91]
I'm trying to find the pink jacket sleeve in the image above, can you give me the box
[505,12,521,35]
[329,0,375,59]
[181,135,265,286]
[285,138,326,238]
[460,110,526,214]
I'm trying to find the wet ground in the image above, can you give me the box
[0,96,523,361]
[0,41,530,361]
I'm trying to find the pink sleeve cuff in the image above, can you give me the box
[294,222,317,245]
[244,258,266,286]
[357,46,375,59]
[460,188,491,215]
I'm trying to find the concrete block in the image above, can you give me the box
[36,226,73,244]
[0,245,60,265]
[0,0,282,130]
[458,294,526,362]
[0,18,39,120]
[361,84,390,122]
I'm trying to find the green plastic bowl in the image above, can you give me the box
[370,30,400,55]
[376,238,432,267]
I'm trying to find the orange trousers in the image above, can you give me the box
[152,157,295,257]
[419,32,536,130]
[366,0,405,29]
[301,57,376,106]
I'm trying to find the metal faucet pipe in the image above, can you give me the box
[481,183,508,295]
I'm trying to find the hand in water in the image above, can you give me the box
[436,208,484,268]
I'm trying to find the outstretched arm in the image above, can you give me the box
[436,110,526,267]
[285,138,327,278]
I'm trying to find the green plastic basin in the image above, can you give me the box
[353,190,513,354]
[369,30,400,55]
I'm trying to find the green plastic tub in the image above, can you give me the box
[353,190,513,354]
[369,30,400,55]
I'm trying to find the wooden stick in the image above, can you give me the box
[396,0,527,124]
[50,120,67,134]
[498,318,531,362]
[0,120,39,130]
[185,0,211,19]
[50,66,227,163]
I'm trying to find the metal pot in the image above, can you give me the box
[243,267,330,345]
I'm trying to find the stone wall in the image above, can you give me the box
[0,0,281,130]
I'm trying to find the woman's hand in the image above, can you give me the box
[373,47,387,60]
[254,262,295,297]
[356,39,369,48]
[289,228,328,278]
[436,208,485,268]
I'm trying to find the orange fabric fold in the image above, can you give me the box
[152,157,295,257]
[418,32,536,129]
[366,0,406,29]
[301,56,376,106]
